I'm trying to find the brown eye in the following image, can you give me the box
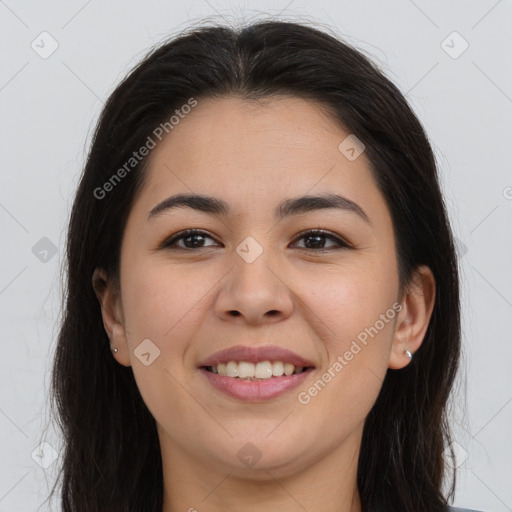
[160,229,350,252]
[162,229,220,250]
[291,230,351,251]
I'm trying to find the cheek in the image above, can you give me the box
[120,261,213,344]
[119,263,208,432]
[279,270,397,458]
[301,260,398,349]
[295,275,396,439]
[299,262,397,406]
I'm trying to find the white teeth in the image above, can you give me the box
[238,362,255,379]
[225,361,238,377]
[284,363,294,376]
[255,361,273,379]
[208,360,308,379]
[272,361,284,376]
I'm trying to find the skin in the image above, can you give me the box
[93,95,435,512]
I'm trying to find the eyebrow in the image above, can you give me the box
[148,192,371,225]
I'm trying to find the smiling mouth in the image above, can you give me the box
[202,360,315,380]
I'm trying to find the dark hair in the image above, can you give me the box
[50,19,461,512]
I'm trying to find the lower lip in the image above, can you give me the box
[199,368,314,402]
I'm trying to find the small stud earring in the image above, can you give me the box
[111,347,118,354]
[404,349,412,359]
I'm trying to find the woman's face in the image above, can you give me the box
[97,95,433,479]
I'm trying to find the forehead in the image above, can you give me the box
[133,95,390,226]
[149,95,353,177]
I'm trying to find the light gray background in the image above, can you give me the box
[0,1,511,511]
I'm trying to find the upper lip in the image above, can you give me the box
[198,345,316,368]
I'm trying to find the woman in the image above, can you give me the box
[50,19,482,512]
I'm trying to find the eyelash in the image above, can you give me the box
[160,229,351,252]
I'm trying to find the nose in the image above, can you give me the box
[214,248,294,326]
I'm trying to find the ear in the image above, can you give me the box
[388,265,436,370]
[92,268,131,367]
